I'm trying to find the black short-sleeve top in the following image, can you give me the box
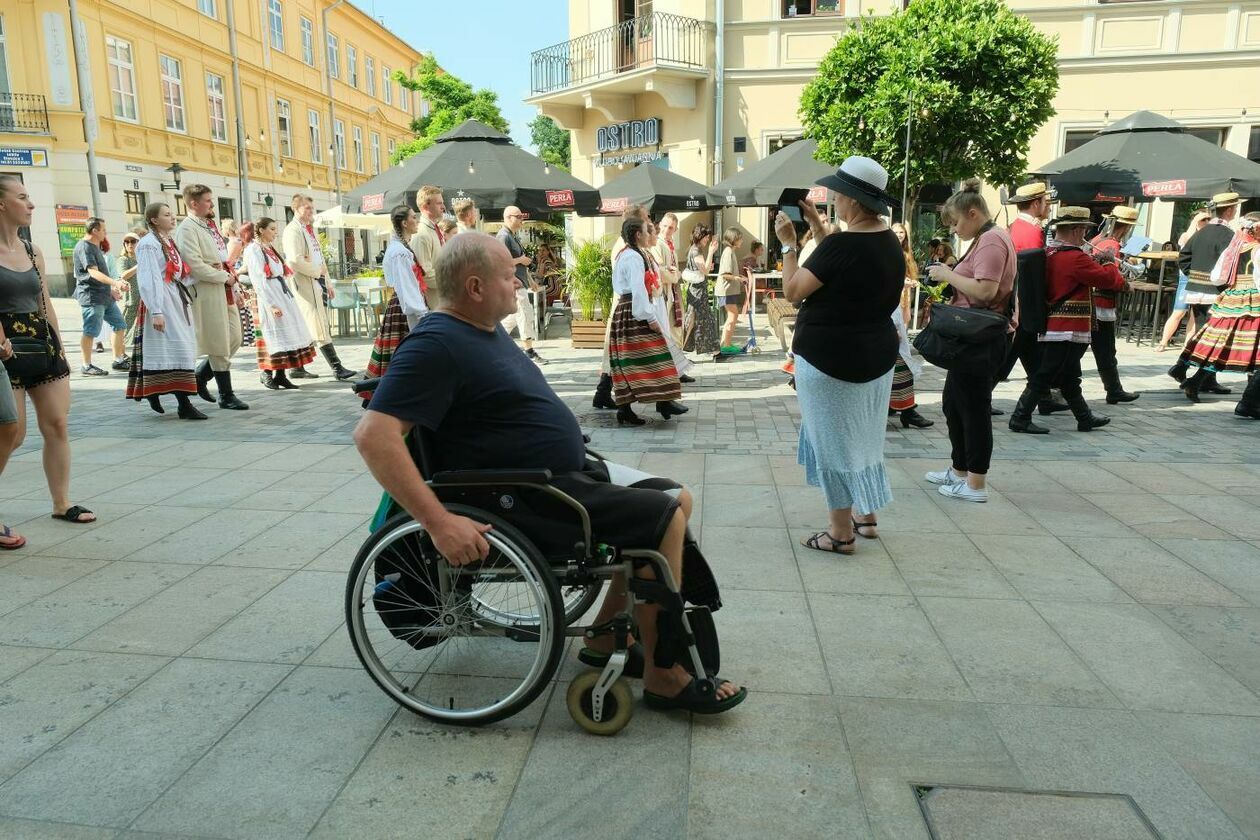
[791,229,905,383]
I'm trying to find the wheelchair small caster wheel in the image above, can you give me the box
[567,671,633,736]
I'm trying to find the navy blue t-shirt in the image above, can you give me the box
[368,312,585,473]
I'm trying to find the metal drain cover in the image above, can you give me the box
[916,785,1161,840]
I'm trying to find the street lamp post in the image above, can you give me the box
[322,0,347,209]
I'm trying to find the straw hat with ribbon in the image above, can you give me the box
[1049,206,1094,227]
[1105,206,1140,225]
[1209,191,1242,210]
[1003,181,1058,206]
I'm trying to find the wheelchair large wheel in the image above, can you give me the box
[346,507,564,726]
[473,577,602,627]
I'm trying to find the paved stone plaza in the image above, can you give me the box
[1,300,1259,839]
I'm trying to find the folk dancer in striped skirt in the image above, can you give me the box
[889,308,932,428]
[645,218,694,383]
[1179,212,1260,418]
[125,202,205,419]
[364,206,430,396]
[243,218,316,390]
[609,217,689,426]
[1169,192,1241,395]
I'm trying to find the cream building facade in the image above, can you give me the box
[529,0,1260,251]
[0,0,425,289]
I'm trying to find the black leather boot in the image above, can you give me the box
[899,408,934,428]
[1099,367,1139,404]
[1167,360,1188,383]
[1037,389,1071,415]
[212,371,250,410]
[194,359,216,403]
[320,344,359,381]
[1183,368,1209,403]
[1008,388,1049,434]
[656,400,689,419]
[1235,374,1260,419]
[146,395,165,414]
[176,393,207,420]
[289,365,318,379]
[616,405,645,426]
[260,370,278,390]
[1202,374,1232,395]
[1065,392,1109,431]
[273,369,299,390]
[593,373,616,409]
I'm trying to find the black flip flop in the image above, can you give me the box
[852,517,879,539]
[644,676,748,715]
[51,505,95,524]
[577,642,646,679]
[801,531,855,555]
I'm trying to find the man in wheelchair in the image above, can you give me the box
[353,232,746,716]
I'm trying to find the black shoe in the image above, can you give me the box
[1009,388,1049,434]
[1184,384,1202,404]
[526,348,549,365]
[990,407,1005,416]
[1235,404,1260,420]
[194,360,216,403]
[679,374,696,384]
[1202,383,1232,395]
[656,400,689,419]
[1105,390,1140,404]
[212,371,250,411]
[111,357,130,371]
[1037,399,1070,416]
[616,405,646,426]
[177,401,208,420]
[593,374,617,409]
[273,370,299,390]
[1167,362,1188,383]
[1066,393,1109,431]
[94,341,105,353]
[80,364,109,377]
[1099,368,1138,404]
[899,408,934,428]
[1009,418,1050,434]
[146,396,165,415]
[320,344,359,381]
[260,370,279,390]
[289,365,318,379]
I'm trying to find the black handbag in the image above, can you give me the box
[1,240,57,382]
[913,303,1009,373]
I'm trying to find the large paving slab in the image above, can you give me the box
[0,302,1255,837]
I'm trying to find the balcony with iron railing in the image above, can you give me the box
[528,13,710,124]
[0,93,51,135]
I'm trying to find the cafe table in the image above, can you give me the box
[1135,251,1180,347]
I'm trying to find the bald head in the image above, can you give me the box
[503,205,524,233]
[434,232,508,305]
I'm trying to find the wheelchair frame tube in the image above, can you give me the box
[622,548,711,680]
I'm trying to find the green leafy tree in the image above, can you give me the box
[529,115,571,171]
[391,54,510,164]
[800,0,1060,216]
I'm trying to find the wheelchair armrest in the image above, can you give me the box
[430,469,554,485]
[354,377,383,395]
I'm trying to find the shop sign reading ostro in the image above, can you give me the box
[597,118,663,167]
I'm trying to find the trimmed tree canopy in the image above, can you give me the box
[800,0,1060,207]
[392,54,510,165]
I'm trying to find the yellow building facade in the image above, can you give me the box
[530,0,1260,250]
[0,0,425,286]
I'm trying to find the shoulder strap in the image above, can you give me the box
[21,237,48,319]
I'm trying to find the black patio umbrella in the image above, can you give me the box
[1034,111,1260,203]
[597,165,710,215]
[705,138,834,208]
[342,119,600,217]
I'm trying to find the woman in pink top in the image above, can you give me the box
[922,179,1017,503]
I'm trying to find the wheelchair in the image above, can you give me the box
[348,379,721,735]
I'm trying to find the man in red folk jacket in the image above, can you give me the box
[1008,206,1127,435]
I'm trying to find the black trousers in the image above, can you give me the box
[943,337,1005,475]
[1090,320,1118,374]
[1030,341,1088,400]
[995,328,1040,384]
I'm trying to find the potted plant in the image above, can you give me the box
[565,236,614,349]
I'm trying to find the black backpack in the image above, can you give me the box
[1015,247,1048,334]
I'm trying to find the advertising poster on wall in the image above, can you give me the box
[55,204,89,257]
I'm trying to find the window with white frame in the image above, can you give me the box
[388,137,396,160]
[198,0,217,18]
[365,56,376,97]
[347,44,358,88]
[308,109,322,163]
[382,64,392,105]
[353,126,363,171]
[370,131,381,174]
[334,119,346,169]
[300,17,314,65]
[327,33,340,79]
[276,98,292,157]
[206,72,227,142]
[159,54,186,132]
[106,36,138,121]
[267,0,284,51]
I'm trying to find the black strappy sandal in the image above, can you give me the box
[852,517,879,539]
[51,505,95,524]
[801,531,855,555]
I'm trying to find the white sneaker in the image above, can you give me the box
[924,467,965,486]
[938,483,988,503]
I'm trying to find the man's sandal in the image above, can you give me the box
[577,642,646,679]
[644,677,748,715]
[852,517,879,539]
[0,525,25,550]
[801,531,855,555]
[51,505,95,524]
